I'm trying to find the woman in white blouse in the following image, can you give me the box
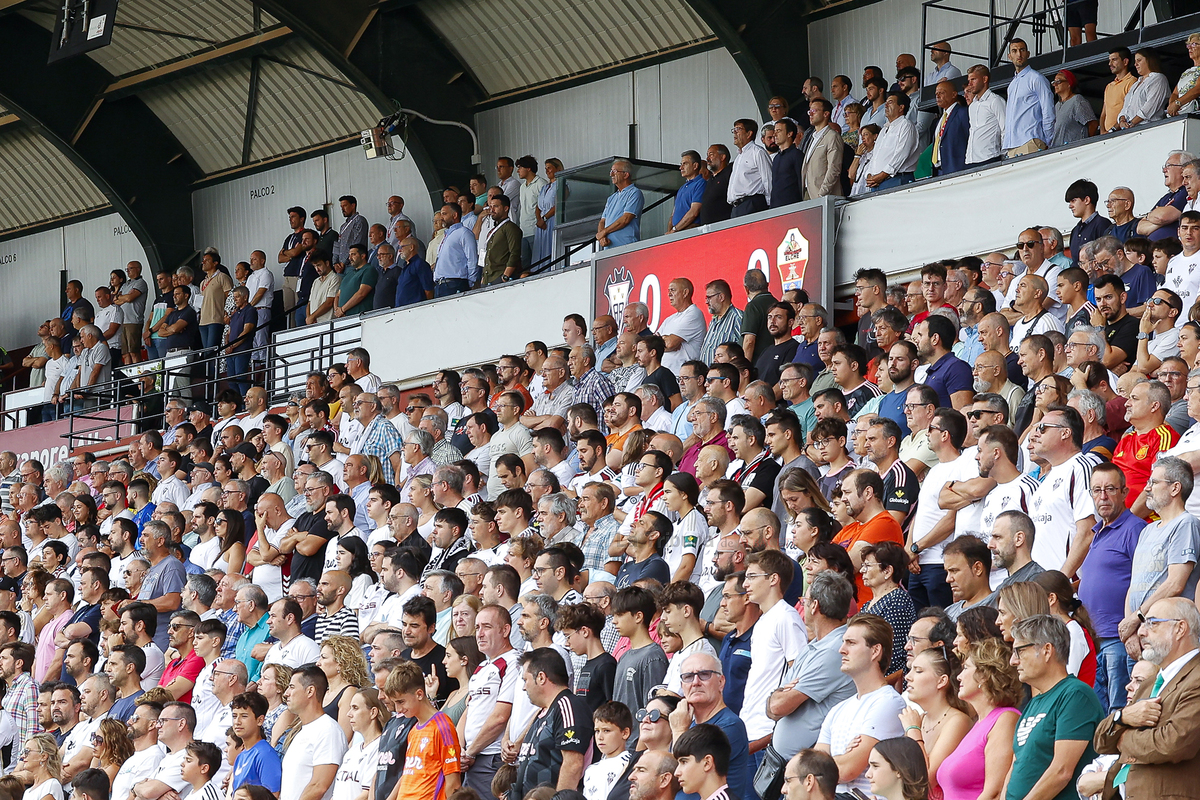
[1118,48,1171,128]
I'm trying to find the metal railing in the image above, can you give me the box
[922,0,1152,70]
[59,301,361,451]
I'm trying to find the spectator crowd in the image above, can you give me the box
[4,140,1200,800]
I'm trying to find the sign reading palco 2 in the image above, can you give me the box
[249,185,276,199]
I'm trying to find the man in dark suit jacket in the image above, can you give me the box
[932,80,970,177]
[1094,596,1200,800]
[769,119,805,208]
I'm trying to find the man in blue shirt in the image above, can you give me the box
[1066,179,1111,267]
[668,152,707,235]
[229,692,282,794]
[1004,38,1055,156]
[394,237,434,307]
[433,203,479,298]
[915,315,974,410]
[597,160,644,250]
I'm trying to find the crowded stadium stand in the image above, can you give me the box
[4,1,1200,800]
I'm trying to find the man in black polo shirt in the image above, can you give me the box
[754,302,800,386]
[699,145,733,224]
[281,472,335,586]
[634,336,681,411]
[512,647,593,798]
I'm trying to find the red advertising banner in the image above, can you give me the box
[0,408,134,467]
[592,200,831,330]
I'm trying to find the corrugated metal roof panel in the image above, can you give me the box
[247,41,380,164]
[0,128,108,233]
[22,0,279,77]
[139,59,252,174]
[139,40,377,174]
[420,0,713,96]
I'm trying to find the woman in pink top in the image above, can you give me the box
[937,638,1023,800]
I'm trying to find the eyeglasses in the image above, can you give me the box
[1011,642,1039,656]
[680,669,718,684]
[167,623,195,631]
[1016,240,1040,249]
[743,571,768,581]
[635,708,666,723]
[1034,422,1069,433]
[155,717,185,726]
[902,402,933,410]
[1141,617,1182,627]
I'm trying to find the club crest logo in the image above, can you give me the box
[776,228,810,291]
[604,266,635,318]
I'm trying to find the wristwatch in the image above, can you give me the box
[1136,332,1150,340]
[1114,709,1125,726]
[910,543,920,555]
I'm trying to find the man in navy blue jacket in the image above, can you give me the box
[932,80,970,176]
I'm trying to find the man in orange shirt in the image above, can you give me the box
[1119,379,1181,517]
[604,392,644,470]
[389,660,462,800]
[1099,47,1136,133]
[833,469,903,596]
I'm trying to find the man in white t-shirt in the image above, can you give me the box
[461,604,520,797]
[1028,406,1101,575]
[263,598,320,669]
[280,666,347,800]
[1165,212,1200,326]
[905,407,965,609]
[245,251,275,364]
[110,703,167,800]
[741,549,807,750]
[657,278,708,375]
[131,700,196,800]
[815,614,906,795]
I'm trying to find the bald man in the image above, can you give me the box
[316,569,358,641]
[242,386,269,431]
[246,493,293,603]
[592,314,619,365]
[649,433,684,467]
[973,349,1025,419]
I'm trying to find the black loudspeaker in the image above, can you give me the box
[48,0,120,64]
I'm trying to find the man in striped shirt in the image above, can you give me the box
[314,571,359,643]
[701,280,743,365]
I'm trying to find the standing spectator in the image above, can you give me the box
[331,196,367,273]
[197,252,232,354]
[115,261,148,365]
[1118,49,1171,129]
[1007,615,1103,800]
[860,543,917,676]
[1077,462,1145,712]
[927,41,961,84]
[0,641,39,758]
[1100,48,1136,133]
[370,244,400,312]
[1003,39,1054,156]
[815,614,906,795]
[1095,597,1200,795]
[965,65,1006,166]
[460,604,518,795]
[1066,180,1110,264]
[931,80,969,176]
[334,245,375,318]
[245,251,275,368]
[727,120,773,217]
[304,251,340,324]
[800,103,843,200]
[1115,380,1179,516]
[1028,405,1100,575]
[511,647,592,797]
[280,666,347,800]
[495,158,521,225]
[225,287,256,396]
[768,572,857,762]
[596,160,644,249]
[612,587,668,742]
[432,203,478,297]
[866,93,919,190]
[668,151,707,234]
[533,158,563,265]
[830,75,858,129]
[387,660,461,800]
[700,144,733,225]
[1051,70,1097,147]
[481,194,521,286]
[515,156,546,270]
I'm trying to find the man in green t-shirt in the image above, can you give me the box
[335,243,377,318]
[1007,614,1104,800]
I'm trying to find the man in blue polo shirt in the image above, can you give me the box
[597,160,644,250]
[914,315,973,410]
[668,151,708,235]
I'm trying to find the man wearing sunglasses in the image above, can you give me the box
[1135,290,1183,375]
[1028,406,1103,576]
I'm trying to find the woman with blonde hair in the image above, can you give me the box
[317,635,370,741]
[939,638,1022,800]
[259,663,294,750]
[88,718,133,788]
[842,103,864,147]
[410,475,439,539]
[900,646,973,799]
[18,733,63,800]
[996,581,1050,643]
[505,533,544,596]
[451,594,482,639]
[1168,33,1200,116]
[364,454,385,487]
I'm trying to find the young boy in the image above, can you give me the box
[658,581,718,695]
[673,724,735,800]
[611,587,668,746]
[181,741,224,800]
[557,602,617,713]
[583,702,633,800]
[388,660,462,800]
[229,692,282,795]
